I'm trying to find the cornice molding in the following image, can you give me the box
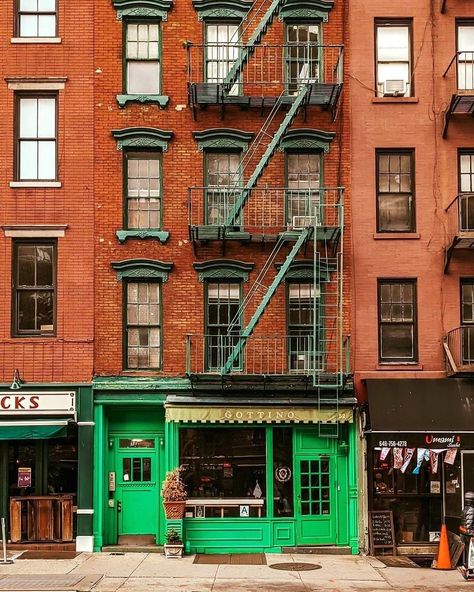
[112,127,173,151]
[193,128,254,152]
[111,0,173,20]
[193,259,254,282]
[278,0,334,22]
[112,259,174,281]
[192,0,252,20]
[279,128,335,153]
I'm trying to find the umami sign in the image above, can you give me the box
[0,392,75,415]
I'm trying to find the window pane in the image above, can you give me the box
[20,0,38,10]
[36,291,54,330]
[17,245,36,286]
[18,292,36,331]
[381,324,413,360]
[378,194,412,231]
[378,27,409,61]
[36,246,53,286]
[20,15,38,36]
[39,0,55,10]
[378,62,409,84]
[37,98,55,137]
[38,15,55,36]
[458,26,474,53]
[127,62,160,94]
[20,99,38,138]
[20,142,38,180]
[38,141,56,179]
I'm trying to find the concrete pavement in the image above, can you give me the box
[0,552,470,591]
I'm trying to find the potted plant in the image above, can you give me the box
[161,466,187,519]
[164,528,184,559]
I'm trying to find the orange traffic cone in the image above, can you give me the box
[434,524,452,570]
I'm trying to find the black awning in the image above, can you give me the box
[366,378,474,432]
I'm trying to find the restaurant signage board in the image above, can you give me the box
[0,391,75,415]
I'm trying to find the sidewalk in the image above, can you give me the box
[0,552,470,591]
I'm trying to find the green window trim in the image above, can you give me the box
[112,128,173,152]
[116,94,169,108]
[193,129,253,152]
[193,259,254,282]
[279,129,335,153]
[192,0,252,21]
[278,0,334,22]
[116,230,170,243]
[112,0,173,21]
[112,259,173,282]
[275,260,333,281]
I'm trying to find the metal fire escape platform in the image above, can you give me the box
[442,51,474,137]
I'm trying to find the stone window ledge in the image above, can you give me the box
[373,232,420,240]
[116,229,170,243]
[2,225,68,238]
[9,181,62,188]
[372,97,419,104]
[116,94,169,108]
[11,37,62,44]
[376,362,423,371]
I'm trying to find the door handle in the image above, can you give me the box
[117,501,122,513]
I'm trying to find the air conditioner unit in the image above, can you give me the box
[382,79,406,97]
[292,215,317,230]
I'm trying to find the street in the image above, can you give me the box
[0,552,470,592]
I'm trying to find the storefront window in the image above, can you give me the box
[273,428,294,517]
[47,435,77,495]
[180,427,266,517]
[8,444,36,496]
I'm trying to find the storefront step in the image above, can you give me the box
[282,546,352,555]
[396,544,438,556]
[8,543,76,551]
[102,545,164,554]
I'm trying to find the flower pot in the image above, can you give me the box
[163,500,186,519]
[164,543,184,559]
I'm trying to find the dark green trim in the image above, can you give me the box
[280,129,335,153]
[276,259,333,281]
[193,129,253,152]
[77,386,94,538]
[192,0,252,20]
[116,95,169,108]
[116,230,170,243]
[94,394,168,404]
[93,376,190,391]
[112,0,173,20]
[278,0,334,22]
[112,259,173,281]
[193,259,254,282]
[112,127,173,151]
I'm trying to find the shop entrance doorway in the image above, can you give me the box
[462,451,474,502]
[115,437,160,541]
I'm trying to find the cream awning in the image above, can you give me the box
[165,405,353,424]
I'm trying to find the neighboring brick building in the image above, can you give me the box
[351,0,474,554]
[92,0,358,553]
[0,3,94,551]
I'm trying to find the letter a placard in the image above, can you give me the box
[239,505,250,517]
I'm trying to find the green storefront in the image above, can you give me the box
[93,377,359,553]
[0,382,94,551]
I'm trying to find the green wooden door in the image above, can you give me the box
[115,441,159,538]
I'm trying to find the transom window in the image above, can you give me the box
[125,282,161,369]
[205,151,241,225]
[461,280,474,364]
[13,241,56,337]
[376,150,414,232]
[286,24,320,94]
[459,151,474,231]
[457,24,474,91]
[125,153,161,229]
[378,280,417,362]
[375,21,412,97]
[206,282,241,371]
[205,22,239,89]
[16,95,57,181]
[17,0,56,37]
[287,152,321,225]
[288,282,318,372]
[126,22,160,95]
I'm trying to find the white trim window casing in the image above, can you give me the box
[126,23,160,95]
[17,95,57,182]
[376,23,412,98]
[17,0,57,38]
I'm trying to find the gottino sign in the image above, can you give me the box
[0,392,75,414]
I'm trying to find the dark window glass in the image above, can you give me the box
[205,282,241,371]
[125,153,161,230]
[288,282,319,371]
[375,21,412,97]
[377,151,414,232]
[13,241,55,336]
[205,152,241,225]
[378,280,417,362]
[125,282,161,369]
[461,280,474,364]
[286,24,320,94]
[273,428,294,517]
[17,0,57,37]
[286,153,321,226]
[126,23,160,94]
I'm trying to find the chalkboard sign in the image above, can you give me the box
[368,510,396,556]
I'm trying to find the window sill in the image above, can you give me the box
[376,363,423,371]
[9,181,61,188]
[373,232,420,240]
[11,37,61,44]
[116,94,169,109]
[372,97,419,104]
[116,229,170,243]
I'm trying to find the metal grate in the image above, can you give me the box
[194,553,266,565]
[270,562,322,571]
[0,574,84,590]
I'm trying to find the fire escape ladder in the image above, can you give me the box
[222,0,282,93]
[222,227,311,373]
[225,83,311,226]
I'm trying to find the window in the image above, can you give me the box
[205,151,241,225]
[376,150,414,232]
[378,280,417,362]
[125,22,160,95]
[125,152,161,229]
[461,280,474,364]
[125,282,161,369]
[205,282,241,371]
[13,241,55,336]
[17,0,56,37]
[457,23,474,91]
[375,21,412,97]
[286,23,320,94]
[459,151,474,231]
[286,152,321,225]
[205,22,239,94]
[16,95,57,181]
[288,282,318,371]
